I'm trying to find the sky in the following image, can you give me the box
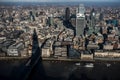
[0,0,120,2]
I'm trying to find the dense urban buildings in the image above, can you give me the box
[0,2,120,60]
[0,1,120,80]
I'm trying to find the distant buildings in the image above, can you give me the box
[0,4,120,61]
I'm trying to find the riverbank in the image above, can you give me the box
[0,56,120,63]
[42,58,95,62]
[42,57,120,62]
[0,56,29,60]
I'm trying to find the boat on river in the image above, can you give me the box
[84,63,94,67]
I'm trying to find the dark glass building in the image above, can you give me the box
[65,7,70,21]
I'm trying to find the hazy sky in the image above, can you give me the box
[0,0,120,2]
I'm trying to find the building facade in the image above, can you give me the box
[65,7,70,21]
[89,8,96,34]
[76,4,85,37]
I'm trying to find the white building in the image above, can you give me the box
[42,48,50,57]
[104,45,113,50]
[81,53,93,60]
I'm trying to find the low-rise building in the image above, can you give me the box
[95,51,120,58]
[104,44,113,50]
[54,46,67,58]
[81,53,93,60]
[1,40,15,53]
[42,48,50,57]
[28,44,32,57]
[7,42,24,56]
[87,43,99,49]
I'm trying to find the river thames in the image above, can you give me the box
[28,60,120,80]
[0,60,120,80]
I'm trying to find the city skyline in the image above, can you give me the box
[0,1,120,80]
[0,0,120,2]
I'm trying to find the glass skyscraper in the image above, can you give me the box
[76,4,85,37]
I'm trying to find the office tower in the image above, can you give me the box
[48,14,54,26]
[29,11,35,21]
[89,8,96,34]
[76,4,85,37]
[65,7,70,21]
[78,4,85,14]
[99,13,103,21]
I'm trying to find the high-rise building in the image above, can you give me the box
[48,14,54,26]
[65,7,70,21]
[78,4,85,14]
[29,11,35,21]
[99,13,103,21]
[89,8,96,34]
[76,4,85,37]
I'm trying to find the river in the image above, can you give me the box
[0,59,120,80]
[27,60,120,80]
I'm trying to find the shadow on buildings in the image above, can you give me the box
[12,29,46,80]
[27,29,47,80]
[63,20,76,36]
[27,30,64,80]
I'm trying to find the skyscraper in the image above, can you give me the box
[76,4,85,37]
[89,8,96,34]
[29,11,35,21]
[48,14,54,26]
[65,7,70,21]
[99,13,103,21]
